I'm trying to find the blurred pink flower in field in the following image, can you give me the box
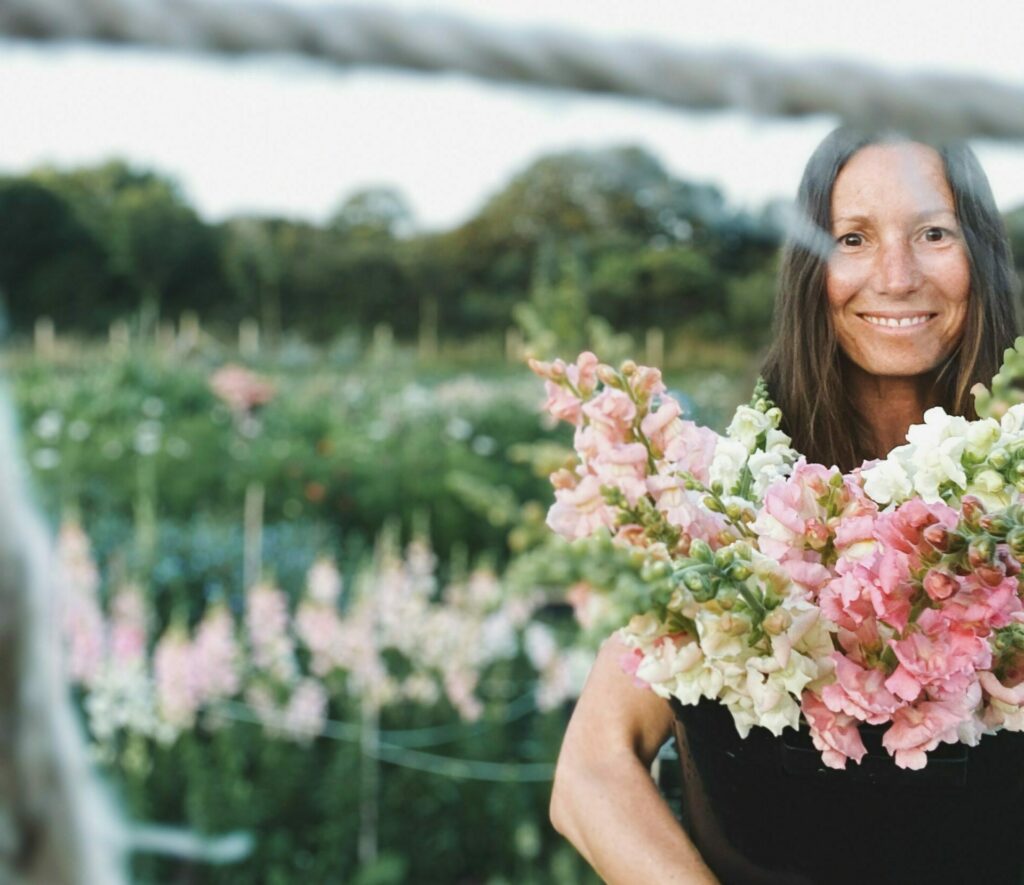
[154,625,199,730]
[306,557,343,605]
[192,604,242,703]
[108,583,147,669]
[245,581,297,684]
[295,600,346,677]
[283,678,328,742]
[56,521,106,687]
[209,364,275,414]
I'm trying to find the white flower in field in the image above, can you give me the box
[142,396,165,418]
[964,418,1001,459]
[133,420,162,456]
[32,448,60,470]
[709,438,749,494]
[68,419,91,441]
[862,454,914,505]
[33,409,63,440]
[524,623,559,671]
[479,611,518,661]
[727,405,773,452]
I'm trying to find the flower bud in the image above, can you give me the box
[922,523,951,552]
[923,568,958,601]
[988,448,1011,470]
[998,544,1023,578]
[980,513,1013,537]
[961,496,986,527]
[703,495,724,513]
[689,539,713,563]
[729,563,753,582]
[762,608,792,635]
[596,364,621,388]
[968,536,997,568]
[1006,526,1024,559]
[975,563,1007,587]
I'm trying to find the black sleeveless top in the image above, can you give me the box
[671,698,1024,885]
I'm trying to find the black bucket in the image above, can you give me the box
[671,697,1024,885]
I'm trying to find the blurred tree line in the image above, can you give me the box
[4,145,1024,352]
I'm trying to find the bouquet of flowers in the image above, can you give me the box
[529,342,1024,770]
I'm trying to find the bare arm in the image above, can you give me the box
[549,633,720,885]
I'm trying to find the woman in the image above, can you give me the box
[549,128,1022,885]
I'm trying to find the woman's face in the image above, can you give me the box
[826,141,971,379]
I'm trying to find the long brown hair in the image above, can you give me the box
[761,127,1021,471]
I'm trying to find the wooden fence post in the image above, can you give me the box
[178,311,200,352]
[239,319,260,358]
[34,317,55,359]
[505,327,524,363]
[645,327,665,368]
[418,295,439,362]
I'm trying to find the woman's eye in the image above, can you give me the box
[924,227,946,242]
[838,233,863,247]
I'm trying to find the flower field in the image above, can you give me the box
[5,336,749,883]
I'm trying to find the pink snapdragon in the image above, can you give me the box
[801,691,867,769]
[822,654,902,724]
[882,694,972,770]
[546,474,616,540]
[582,389,637,448]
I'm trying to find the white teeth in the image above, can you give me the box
[862,315,931,328]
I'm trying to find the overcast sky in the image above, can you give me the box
[4,0,1024,231]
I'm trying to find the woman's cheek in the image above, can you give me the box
[825,258,867,309]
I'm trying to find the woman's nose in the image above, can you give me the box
[874,238,922,296]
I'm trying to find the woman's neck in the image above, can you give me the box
[845,362,938,459]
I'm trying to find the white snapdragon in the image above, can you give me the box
[748,448,790,499]
[862,452,914,505]
[964,418,1001,460]
[727,405,774,452]
[709,438,749,494]
[1000,404,1024,436]
[909,440,968,502]
[965,468,1012,511]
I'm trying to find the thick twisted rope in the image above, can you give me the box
[1,0,1023,142]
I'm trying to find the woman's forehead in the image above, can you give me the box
[832,142,955,219]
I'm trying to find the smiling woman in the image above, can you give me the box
[762,128,1020,471]
[548,126,1024,885]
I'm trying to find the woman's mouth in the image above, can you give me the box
[858,313,936,329]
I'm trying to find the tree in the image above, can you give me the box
[0,180,118,333]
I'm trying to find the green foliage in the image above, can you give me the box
[0,145,795,350]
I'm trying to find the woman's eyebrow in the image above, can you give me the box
[911,208,958,223]
[832,213,871,228]
[831,208,957,228]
